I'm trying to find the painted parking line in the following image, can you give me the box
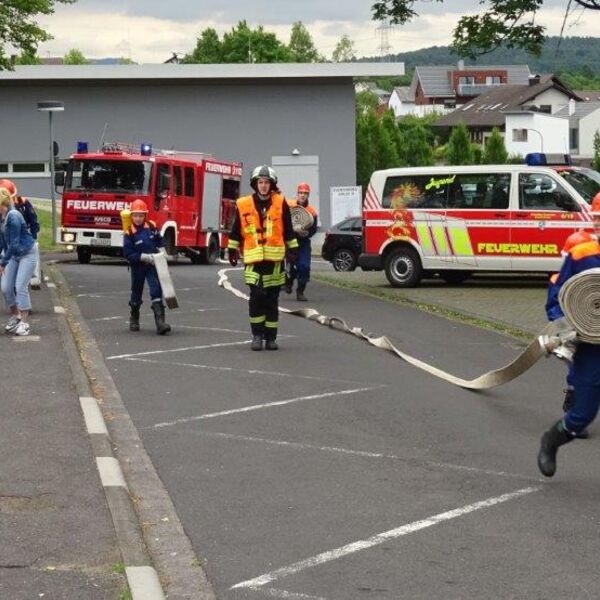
[150,387,383,430]
[193,430,540,482]
[124,357,367,385]
[91,307,223,321]
[231,486,541,591]
[106,339,252,360]
[76,286,206,298]
[248,586,327,599]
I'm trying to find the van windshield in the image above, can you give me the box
[558,169,600,203]
[65,159,152,194]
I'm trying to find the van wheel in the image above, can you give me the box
[77,246,92,264]
[440,270,472,284]
[164,230,176,257]
[384,247,422,287]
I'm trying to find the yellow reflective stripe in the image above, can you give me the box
[263,247,285,261]
[431,223,448,255]
[265,321,278,329]
[263,273,286,286]
[244,265,260,285]
[243,248,265,263]
[415,223,434,255]
[286,238,299,249]
[447,226,473,256]
[227,239,240,249]
[250,315,266,324]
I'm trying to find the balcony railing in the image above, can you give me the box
[457,83,505,96]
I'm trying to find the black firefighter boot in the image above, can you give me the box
[537,420,575,477]
[129,302,140,332]
[251,324,264,351]
[284,276,293,295]
[151,302,171,335]
[265,331,278,351]
[296,283,307,302]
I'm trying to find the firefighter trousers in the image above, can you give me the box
[288,239,311,286]
[248,284,280,340]
[130,264,163,306]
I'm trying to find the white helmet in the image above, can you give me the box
[250,165,278,191]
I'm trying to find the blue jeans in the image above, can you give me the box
[130,264,162,305]
[1,247,37,311]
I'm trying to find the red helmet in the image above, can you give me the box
[297,182,311,194]
[562,230,594,254]
[130,199,148,214]
[591,192,600,214]
[0,179,17,198]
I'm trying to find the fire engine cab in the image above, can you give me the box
[359,161,596,287]
[57,142,242,264]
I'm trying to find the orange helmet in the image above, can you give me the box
[297,182,311,194]
[0,179,17,198]
[130,199,148,214]
[591,192,600,215]
[562,230,594,255]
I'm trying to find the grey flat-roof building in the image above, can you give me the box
[0,63,403,228]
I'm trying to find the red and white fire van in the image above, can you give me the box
[359,164,596,286]
[57,142,242,264]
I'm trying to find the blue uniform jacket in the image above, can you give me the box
[0,208,35,266]
[123,222,165,265]
[546,240,600,385]
[14,199,40,240]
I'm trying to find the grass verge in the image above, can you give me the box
[312,272,533,342]
[37,209,60,253]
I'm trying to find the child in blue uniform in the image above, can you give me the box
[538,193,600,477]
[122,199,171,335]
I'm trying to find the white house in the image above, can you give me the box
[388,86,415,117]
[554,101,600,159]
[504,111,569,156]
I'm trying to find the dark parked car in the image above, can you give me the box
[321,216,363,271]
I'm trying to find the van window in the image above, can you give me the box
[519,173,574,211]
[447,173,511,209]
[382,174,451,209]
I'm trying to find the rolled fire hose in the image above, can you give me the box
[217,267,600,391]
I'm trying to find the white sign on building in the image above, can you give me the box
[330,186,362,225]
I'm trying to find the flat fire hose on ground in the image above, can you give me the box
[217,267,600,391]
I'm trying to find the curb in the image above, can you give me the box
[46,263,217,600]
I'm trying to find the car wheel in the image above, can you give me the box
[384,247,422,287]
[440,270,472,284]
[76,246,91,264]
[332,248,357,271]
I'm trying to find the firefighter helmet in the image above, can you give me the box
[297,182,311,194]
[591,192,600,215]
[130,199,148,214]
[250,165,277,191]
[0,179,17,199]
[562,230,594,254]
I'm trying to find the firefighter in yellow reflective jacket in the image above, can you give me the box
[227,165,299,351]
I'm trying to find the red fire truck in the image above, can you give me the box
[57,142,242,264]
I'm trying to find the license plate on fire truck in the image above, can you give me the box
[90,238,110,246]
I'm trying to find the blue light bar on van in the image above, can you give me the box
[140,143,152,156]
[525,152,572,167]
[77,141,89,154]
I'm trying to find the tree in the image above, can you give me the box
[184,28,223,64]
[371,1,600,58]
[356,90,379,115]
[15,52,42,65]
[332,35,355,63]
[288,21,321,62]
[1,0,76,71]
[401,123,433,166]
[483,127,508,164]
[446,123,473,165]
[63,48,89,65]
[221,21,292,63]
[592,130,600,173]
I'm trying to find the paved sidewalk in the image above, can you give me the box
[0,277,125,598]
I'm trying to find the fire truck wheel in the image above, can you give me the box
[164,230,176,257]
[440,270,472,285]
[384,247,422,287]
[76,246,92,264]
[205,235,220,264]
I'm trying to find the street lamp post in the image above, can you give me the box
[37,101,64,243]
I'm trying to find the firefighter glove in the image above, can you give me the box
[228,248,239,266]
[140,253,155,264]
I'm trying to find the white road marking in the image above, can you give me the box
[46,282,56,288]
[96,457,128,489]
[124,357,364,384]
[231,486,541,590]
[151,387,381,430]
[10,335,41,342]
[106,339,252,360]
[91,307,223,321]
[76,286,205,298]
[163,325,249,334]
[194,431,540,482]
[249,587,327,599]
[80,396,108,436]
[53,306,65,314]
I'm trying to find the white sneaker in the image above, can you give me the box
[13,322,30,336]
[5,316,21,333]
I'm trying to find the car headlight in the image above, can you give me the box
[63,232,76,243]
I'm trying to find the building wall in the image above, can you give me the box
[528,88,572,114]
[0,79,356,228]
[504,113,569,156]
[579,109,600,157]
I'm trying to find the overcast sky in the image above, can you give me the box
[36,0,595,63]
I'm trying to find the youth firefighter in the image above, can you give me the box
[122,199,171,335]
[285,183,318,301]
[227,165,299,351]
[538,193,600,477]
